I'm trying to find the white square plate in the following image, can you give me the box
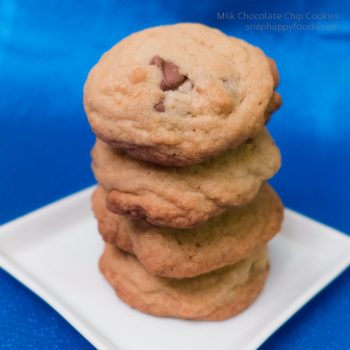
[0,186,349,350]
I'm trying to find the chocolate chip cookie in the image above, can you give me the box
[84,23,281,166]
[99,244,269,320]
[93,184,283,278]
[91,129,281,228]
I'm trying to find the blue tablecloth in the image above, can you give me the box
[1,0,349,349]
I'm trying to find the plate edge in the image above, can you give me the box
[0,255,115,350]
[243,254,350,350]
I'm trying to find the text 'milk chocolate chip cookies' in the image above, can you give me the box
[84,23,284,321]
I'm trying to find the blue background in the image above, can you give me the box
[1,0,349,349]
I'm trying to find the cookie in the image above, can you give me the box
[92,184,283,278]
[92,187,134,254]
[99,244,269,320]
[84,23,281,166]
[91,129,281,228]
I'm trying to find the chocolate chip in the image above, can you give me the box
[161,61,187,90]
[150,55,187,91]
[150,55,163,69]
[264,92,282,124]
[266,92,282,114]
[154,100,165,112]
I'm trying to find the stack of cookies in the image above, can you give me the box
[84,23,284,321]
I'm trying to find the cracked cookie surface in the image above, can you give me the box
[84,23,281,166]
[99,244,269,320]
[93,184,283,278]
[91,129,281,228]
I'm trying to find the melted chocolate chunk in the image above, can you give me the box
[150,55,187,91]
[154,101,165,112]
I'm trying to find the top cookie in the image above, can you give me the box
[84,23,281,166]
